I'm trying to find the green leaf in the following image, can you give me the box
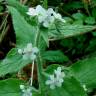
[49,23,96,40]
[42,50,69,63]
[0,78,40,96]
[85,17,95,25]
[0,48,31,76]
[8,6,37,47]
[7,0,28,16]
[0,79,22,96]
[42,0,48,9]
[45,64,61,74]
[86,38,96,52]
[0,0,3,2]
[45,65,87,96]
[70,56,96,89]
[92,31,96,36]
[92,8,96,18]
[0,5,3,12]
[72,20,83,25]
[41,28,49,47]
[72,12,85,20]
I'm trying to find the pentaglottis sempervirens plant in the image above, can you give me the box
[0,0,96,96]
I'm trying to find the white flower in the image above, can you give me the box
[54,67,65,79]
[20,85,25,90]
[20,85,32,96]
[27,5,66,28]
[45,75,56,89]
[82,84,87,91]
[24,43,33,53]
[32,47,39,54]
[45,67,65,89]
[36,5,47,21]
[36,5,47,16]
[27,8,37,16]
[54,67,65,87]
[18,49,23,54]
[22,88,32,96]
[18,43,39,60]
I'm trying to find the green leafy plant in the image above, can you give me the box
[0,0,96,96]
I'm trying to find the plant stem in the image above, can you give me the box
[30,60,35,86]
[34,26,41,46]
[35,26,45,93]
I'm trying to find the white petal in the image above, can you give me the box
[54,13,66,23]
[20,85,25,90]
[83,85,87,91]
[57,67,62,71]
[27,43,32,47]
[23,54,29,60]
[27,43,33,52]
[38,15,47,23]
[36,5,46,15]
[62,19,66,23]
[45,80,52,85]
[45,75,55,85]
[47,8,55,15]
[30,54,36,60]
[49,16,55,23]
[54,67,62,76]
[26,87,32,92]
[50,84,55,89]
[18,49,23,54]
[56,82,62,87]
[61,72,65,78]
[22,89,25,92]
[50,75,55,80]
[55,13,62,19]
[32,47,39,54]
[59,78,64,83]
[43,20,50,28]
[28,8,35,12]
[23,48,28,53]
[27,8,37,16]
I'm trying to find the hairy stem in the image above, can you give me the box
[35,26,45,93]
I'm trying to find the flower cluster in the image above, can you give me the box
[20,85,32,96]
[27,5,65,28]
[18,43,39,60]
[45,67,65,89]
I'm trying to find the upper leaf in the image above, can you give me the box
[49,22,96,40]
[8,6,37,47]
[7,0,28,16]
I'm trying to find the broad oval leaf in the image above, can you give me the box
[42,50,69,63]
[70,56,96,89]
